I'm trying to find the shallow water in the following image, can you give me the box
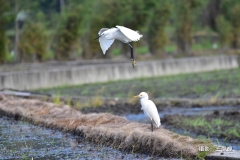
[124,105,240,122]
[123,106,240,150]
[0,116,172,160]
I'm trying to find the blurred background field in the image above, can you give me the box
[0,0,240,64]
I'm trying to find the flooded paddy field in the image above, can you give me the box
[123,110,240,151]
[2,68,240,159]
[80,103,240,151]
[1,95,208,159]
[0,99,239,160]
[0,115,162,160]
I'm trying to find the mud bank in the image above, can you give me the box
[0,116,157,160]
[0,95,213,158]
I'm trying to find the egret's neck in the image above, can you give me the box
[140,97,148,102]
[140,97,149,109]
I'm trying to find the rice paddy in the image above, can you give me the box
[36,68,240,99]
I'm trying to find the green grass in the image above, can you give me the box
[165,44,176,53]
[168,115,240,140]
[135,46,149,54]
[52,93,62,105]
[192,39,218,51]
[112,48,121,56]
[35,68,240,99]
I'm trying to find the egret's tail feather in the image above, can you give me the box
[136,31,143,37]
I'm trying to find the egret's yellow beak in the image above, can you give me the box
[133,95,139,98]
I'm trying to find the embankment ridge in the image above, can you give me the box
[0,95,213,158]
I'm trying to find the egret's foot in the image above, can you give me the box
[131,59,136,68]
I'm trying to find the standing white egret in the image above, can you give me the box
[94,25,143,68]
[134,92,161,132]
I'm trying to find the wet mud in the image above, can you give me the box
[0,116,160,160]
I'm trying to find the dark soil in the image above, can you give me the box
[78,100,240,116]
[80,103,145,115]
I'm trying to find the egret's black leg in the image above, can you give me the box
[151,121,153,132]
[127,43,136,68]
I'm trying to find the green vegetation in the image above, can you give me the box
[55,5,82,60]
[1,1,240,63]
[219,1,240,49]
[36,69,240,99]
[0,0,11,64]
[148,0,171,55]
[192,39,214,51]
[175,0,206,55]
[165,114,240,140]
[18,22,48,62]
[135,46,149,55]
[165,44,176,53]
[216,15,232,47]
[73,96,104,110]
[52,94,62,105]
[112,48,121,56]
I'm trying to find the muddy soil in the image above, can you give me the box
[0,116,168,160]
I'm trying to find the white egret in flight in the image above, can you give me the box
[134,92,161,132]
[95,25,143,68]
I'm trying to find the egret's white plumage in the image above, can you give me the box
[134,92,161,131]
[95,25,143,68]
[99,36,115,55]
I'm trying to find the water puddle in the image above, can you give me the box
[0,116,165,160]
[163,106,239,116]
[125,106,240,122]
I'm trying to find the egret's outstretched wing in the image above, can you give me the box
[99,36,115,54]
[116,25,143,42]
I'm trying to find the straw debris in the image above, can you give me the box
[0,95,213,158]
